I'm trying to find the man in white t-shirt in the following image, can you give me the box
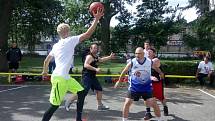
[196,56,215,86]
[143,41,150,58]
[41,8,104,121]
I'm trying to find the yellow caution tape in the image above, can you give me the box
[0,73,195,78]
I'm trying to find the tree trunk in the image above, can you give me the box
[100,17,111,55]
[100,1,112,55]
[0,0,13,72]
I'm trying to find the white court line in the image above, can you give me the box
[0,86,28,93]
[198,89,215,99]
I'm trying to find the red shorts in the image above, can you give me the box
[152,80,165,101]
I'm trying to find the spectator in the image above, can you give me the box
[143,41,151,58]
[125,53,131,64]
[6,43,22,72]
[196,56,215,87]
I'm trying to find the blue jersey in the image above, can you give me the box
[128,57,152,93]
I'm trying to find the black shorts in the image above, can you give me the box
[9,62,19,69]
[127,91,152,101]
[82,74,102,93]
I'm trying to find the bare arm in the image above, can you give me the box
[196,68,201,77]
[98,52,115,62]
[84,55,101,72]
[79,8,104,42]
[42,55,53,75]
[114,63,131,88]
[152,59,164,79]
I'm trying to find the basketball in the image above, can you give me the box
[89,2,104,14]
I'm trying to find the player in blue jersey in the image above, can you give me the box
[114,47,161,121]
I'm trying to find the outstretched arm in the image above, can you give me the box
[114,63,131,88]
[99,52,115,62]
[79,8,104,42]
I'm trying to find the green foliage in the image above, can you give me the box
[130,0,184,50]
[110,25,132,52]
[161,60,199,75]
[61,0,136,54]
[183,10,215,52]
[9,0,64,52]
[200,10,215,32]
[186,0,209,15]
[183,34,199,49]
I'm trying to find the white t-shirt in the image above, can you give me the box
[49,36,80,79]
[144,49,149,58]
[198,61,214,74]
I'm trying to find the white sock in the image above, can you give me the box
[122,117,127,121]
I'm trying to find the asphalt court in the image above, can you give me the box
[0,85,215,121]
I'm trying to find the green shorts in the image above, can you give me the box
[49,76,84,106]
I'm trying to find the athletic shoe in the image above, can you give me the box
[164,106,169,116]
[97,104,109,111]
[144,112,153,120]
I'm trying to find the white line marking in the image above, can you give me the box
[198,89,215,99]
[0,86,28,93]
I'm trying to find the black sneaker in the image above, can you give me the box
[144,112,153,120]
[164,106,168,116]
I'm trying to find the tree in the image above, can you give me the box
[0,0,63,71]
[183,11,215,52]
[131,0,182,50]
[184,0,215,54]
[186,0,210,15]
[110,25,132,52]
[63,0,135,54]
[9,0,64,52]
[0,0,14,72]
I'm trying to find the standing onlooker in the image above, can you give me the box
[196,56,215,87]
[125,53,131,64]
[143,41,150,58]
[6,43,22,72]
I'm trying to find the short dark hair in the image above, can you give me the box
[149,48,156,53]
[82,48,90,63]
[90,43,98,49]
[204,56,209,60]
[144,40,150,44]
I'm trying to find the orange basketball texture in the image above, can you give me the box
[89,2,104,14]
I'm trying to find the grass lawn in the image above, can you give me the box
[17,56,203,74]
[0,55,123,84]
[17,55,126,74]
[2,56,215,88]
[18,56,46,73]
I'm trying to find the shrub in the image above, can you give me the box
[161,61,200,76]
